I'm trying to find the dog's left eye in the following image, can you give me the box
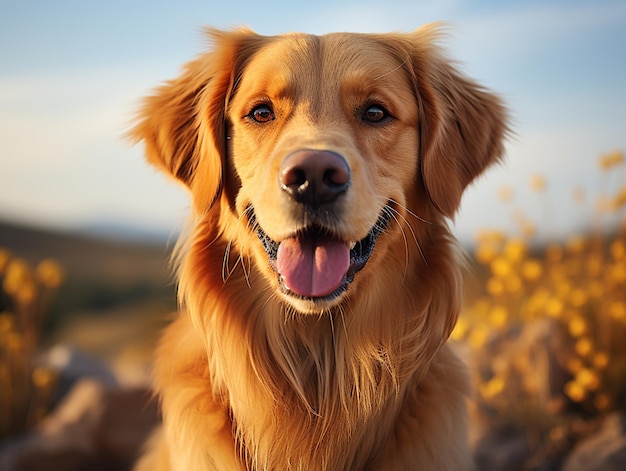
[362,105,389,124]
[249,104,275,123]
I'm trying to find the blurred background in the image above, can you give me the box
[1,1,625,470]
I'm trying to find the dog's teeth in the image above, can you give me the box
[349,241,356,250]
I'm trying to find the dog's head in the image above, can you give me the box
[131,25,507,315]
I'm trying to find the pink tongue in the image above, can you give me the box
[275,235,350,298]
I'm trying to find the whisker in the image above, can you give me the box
[387,197,434,225]
[240,207,258,289]
[222,206,256,284]
[394,206,429,269]
[236,251,253,289]
[222,238,233,282]
[380,198,430,269]
[383,207,411,280]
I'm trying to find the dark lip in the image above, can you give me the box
[254,207,391,302]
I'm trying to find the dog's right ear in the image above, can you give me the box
[129,28,262,210]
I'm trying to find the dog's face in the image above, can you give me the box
[132,26,506,314]
[229,33,421,312]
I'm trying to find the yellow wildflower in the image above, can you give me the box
[575,368,599,391]
[598,149,625,171]
[566,357,583,374]
[0,313,16,339]
[596,196,614,213]
[575,337,594,357]
[2,258,33,297]
[475,244,498,265]
[526,289,550,316]
[609,302,626,321]
[530,174,547,192]
[522,259,543,281]
[521,221,537,238]
[497,186,514,202]
[587,281,605,298]
[592,352,609,369]
[570,289,588,308]
[504,275,522,294]
[468,326,489,349]
[564,380,587,402]
[35,259,64,289]
[546,298,564,317]
[609,263,626,283]
[16,282,36,305]
[486,277,505,297]
[555,280,572,299]
[450,318,468,341]
[613,187,626,209]
[490,257,512,278]
[489,305,508,328]
[32,367,56,389]
[586,255,603,277]
[610,240,626,260]
[503,238,526,263]
[568,316,587,338]
[475,230,507,246]
[480,376,505,399]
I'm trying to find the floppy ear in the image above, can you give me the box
[410,25,508,218]
[129,28,262,211]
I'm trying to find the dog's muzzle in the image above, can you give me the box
[252,149,391,301]
[257,210,390,300]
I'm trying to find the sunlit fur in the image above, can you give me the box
[131,24,507,471]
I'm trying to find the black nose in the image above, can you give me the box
[279,150,350,207]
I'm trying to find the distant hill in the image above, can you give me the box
[0,220,177,337]
[0,220,173,280]
[76,219,179,245]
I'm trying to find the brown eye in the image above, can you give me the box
[249,104,275,123]
[362,104,389,124]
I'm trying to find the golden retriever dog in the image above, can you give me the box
[131,24,507,471]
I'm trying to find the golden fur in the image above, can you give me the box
[131,25,507,470]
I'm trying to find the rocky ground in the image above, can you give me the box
[1,344,625,471]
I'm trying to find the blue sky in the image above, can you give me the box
[1,0,625,244]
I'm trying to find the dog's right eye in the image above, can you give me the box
[361,104,390,124]
[248,104,275,123]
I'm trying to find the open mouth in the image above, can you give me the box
[255,208,391,301]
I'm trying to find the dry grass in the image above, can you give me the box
[0,250,63,440]
[453,149,626,464]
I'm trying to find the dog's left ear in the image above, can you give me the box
[409,25,508,218]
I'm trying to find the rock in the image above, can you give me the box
[0,379,159,471]
[94,386,160,462]
[43,345,119,401]
[473,427,532,471]
[562,412,626,471]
